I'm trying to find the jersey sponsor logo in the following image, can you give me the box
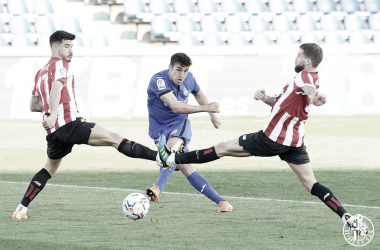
[183,87,189,96]
[59,67,67,77]
[157,79,166,90]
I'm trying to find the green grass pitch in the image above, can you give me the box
[0,116,379,250]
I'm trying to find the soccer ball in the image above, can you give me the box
[122,193,150,220]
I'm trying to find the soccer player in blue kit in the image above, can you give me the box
[145,53,233,212]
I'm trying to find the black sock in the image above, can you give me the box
[118,139,157,161]
[176,147,219,164]
[311,182,347,218]
[21,168,51,207]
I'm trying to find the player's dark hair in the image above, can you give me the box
[170,53,192,67]
[49,30,76,47]
[300,43,323,67]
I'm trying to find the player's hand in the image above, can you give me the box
[206,102,220,113]
[42,115,57,130]
[210,114,221,129]
[312,91,327,106]
[254,89,267,101]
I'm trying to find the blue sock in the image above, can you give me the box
[187,171,225,204]
[155,167,175,192]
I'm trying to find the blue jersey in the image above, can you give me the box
[147,69,200,139]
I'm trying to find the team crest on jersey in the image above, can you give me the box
[59,67,67,77]
[183,87,189,96]
[157,79,166,90]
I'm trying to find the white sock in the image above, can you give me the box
[16,203,28,214]
[167,154,175,166]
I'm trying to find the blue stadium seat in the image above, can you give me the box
[0,4,3,13]
[316,0,337,13]
[7,0,29,15]
[61,18,82,34]
[248,16,270,32]
[225,16,246,33]
[324,31,346,43]
[33,0,54,15]
[373,31,380,43]
[151,16,173,37]
[176,16,197,33]
[89,35,109,47]
[277,32,298,44]
[149,0,170,15]
[268,0,289,14]
[349,30,370,43]
[296,15,317,31]
[0,21,6,33]
[369,14,380,30]
[37,34,50,47]
[320,15,342,31]
[252,33,273,45]
[73,36,84,47]
[201,16,222,32]
[344,15,366,30]
[124,0,145,19]
[12,34,33,47]
[35,17,55,34]
[221,0,243,14]
[173,0,195,14]
[0,37,9,46]
[341,0,361,13]
[273,16,294,32]
[301,32,322,43]
[245,0,267,14]
[228,33,249,45]
[364,0,380,12]
[203,33,224,46]
[198,0,218,14]
[178,33,200,46]
[9,17,31,34]
[293,0,314,13]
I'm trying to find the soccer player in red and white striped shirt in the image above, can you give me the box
[159,43,367,234]
[12,31,159,220]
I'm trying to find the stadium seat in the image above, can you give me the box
[293,0,314,13]
[151,16,173,38]
[252,33,274,45]
[225,16,246,33]
[61,18,82,34]
[268,0,289,14]
[344,15,366,30]
[200,16,222,32]
[369,14,380,30]
[89,35,109,47]
[348,30,370,43]
[0,37,9,46]
[221,0,243,14]
[373,31,380,43]
[245,0,267,14]
[73,36,84,47]
[0,4,3,13]
[198,0,218,14]
[248,16,270,32]
[12,34,33,47]
[316,0,337,13]
[176,16,197,33]
[203,33,224,46]
[320,15,343,31]
[124,0,145,19]
[35,17,55,34]
[340,0,361,13]
[37,33,50,47]
[273,16,294,32]
[301,31,322,43]
[33,0,54,15]
[276,32,298,44]
[92,12,109,21]
[173,0,195,14]
[296,15,317,31]
[364,0,380,12]
[7,0,29,15]
[149,0,170,15]
[9,17,31,34]
[0,21,6,33]
[228,33,249,45]
[178,33,200,46]
[324,31,346,43]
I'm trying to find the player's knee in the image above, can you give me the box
[178,164,195,177]
[109,131,123,147]
[214,142,228,157]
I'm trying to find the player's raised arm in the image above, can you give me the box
[30,96,42,112]
[193,89,221,129]
[254,89,276,107]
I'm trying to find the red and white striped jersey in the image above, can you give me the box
[32,57,80,135]
[263,70,319,147]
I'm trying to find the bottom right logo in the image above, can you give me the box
[343,215,375,247]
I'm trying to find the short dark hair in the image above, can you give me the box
[50,30,76,47]
[300,43,323,67]
[170,53,192,67]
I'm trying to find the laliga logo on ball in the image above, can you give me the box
[343,215,374,247]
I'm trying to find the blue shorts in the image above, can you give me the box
[153,119,192,153]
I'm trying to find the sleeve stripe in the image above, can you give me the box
[158,89,171,97]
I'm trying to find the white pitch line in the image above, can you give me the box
[1,180,379,209]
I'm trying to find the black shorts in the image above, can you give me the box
[238,130,310,165]
[46,118,96,160]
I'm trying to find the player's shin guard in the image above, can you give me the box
[118,139,157,161]
[175,147,219,164]
[21,168,51,207]
[187,171,224,204]
[311,182,347,218]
